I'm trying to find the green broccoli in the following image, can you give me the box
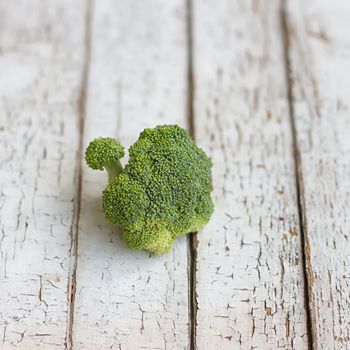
[85,125,214,254]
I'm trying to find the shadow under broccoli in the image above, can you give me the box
[85,125,214,254]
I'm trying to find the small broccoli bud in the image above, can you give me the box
[85,137,124,181]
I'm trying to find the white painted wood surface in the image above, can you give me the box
[0,1,87,348]
[1,0,350,349]
[71,1,190,349]
[192,0,308,348]
[286,0,350,348]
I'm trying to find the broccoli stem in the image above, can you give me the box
[105,161,123,182]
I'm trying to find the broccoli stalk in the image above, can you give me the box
[104,162,123,182]
[85,125,214,255]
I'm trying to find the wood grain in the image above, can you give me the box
[192,0,309,348]
[0,1,87,348]
[286,0,350,348]
[2,0,348,348]
[71,1,190,349]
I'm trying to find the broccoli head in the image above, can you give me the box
[85,125,214,254]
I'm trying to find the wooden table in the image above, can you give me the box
[1,0,349,349]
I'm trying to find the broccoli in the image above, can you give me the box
[85,125,214,254]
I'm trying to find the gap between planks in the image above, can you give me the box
[280,2,313,349]
[186,1,198,350]
[65,0,94,348]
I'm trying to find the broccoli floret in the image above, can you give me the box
[85,125,214,254]
[85,137,124,181]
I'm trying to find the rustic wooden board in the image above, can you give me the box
[0,1,87,348]
[71,1,190,349]
[2,0,349,348]
[286,0,350,348]
[192,0,309,348]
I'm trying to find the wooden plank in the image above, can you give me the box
[192,0,309,348]
[72,1,189,349]
[0,1,87,348]
[286,0,350,348]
